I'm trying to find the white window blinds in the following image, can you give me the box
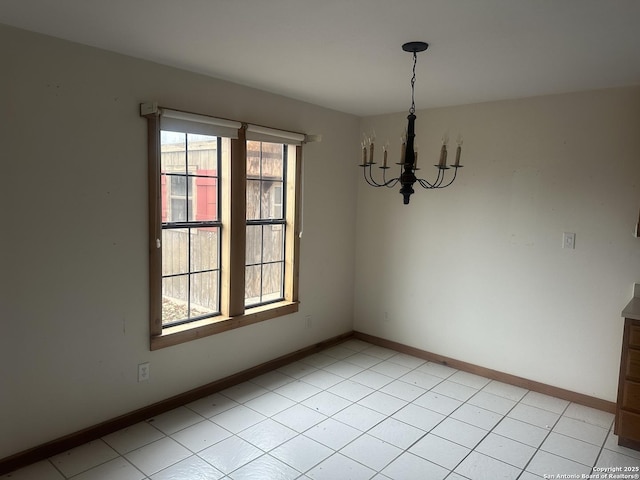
[160,108,242,139]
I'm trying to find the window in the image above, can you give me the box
[142,105,302,349]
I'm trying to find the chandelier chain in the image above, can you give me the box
[410,51,417,115]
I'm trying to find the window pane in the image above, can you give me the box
[246,179,261,220]
[187,134,217,171]
[162,229,188,276]
[261,181,284,219]
[247,140,261,178]
[245,265,261,306]
[191,227,219,272]
[190,271,219,315]
[246,225,262,265]
[161,131,187,175]
[194,175,218,222]
[162,275,188,324]
[261,262,283,301]
[263,225,284,262]
[261,143,283,180]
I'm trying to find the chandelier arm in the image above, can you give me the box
[435,167,460,188]
[416,165,445,188]
[362,165,383,187]
[362,164,402,188]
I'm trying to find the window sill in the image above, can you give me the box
[150,301,299,350]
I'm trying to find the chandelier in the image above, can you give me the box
[360,41,463,205]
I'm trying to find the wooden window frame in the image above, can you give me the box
[143,106,301,350]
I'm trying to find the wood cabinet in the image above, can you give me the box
[616,317,640,450]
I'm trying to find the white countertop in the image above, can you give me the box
[623,284,640,320]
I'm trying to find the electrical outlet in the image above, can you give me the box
[562,232,576,249]
[138,362,150,382]
[305,315,312,329]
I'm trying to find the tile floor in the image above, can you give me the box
[4,339,640,479]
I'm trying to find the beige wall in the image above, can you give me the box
[355,86,640,402]
[0,25,358,458]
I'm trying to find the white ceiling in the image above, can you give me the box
[2,0,640,116]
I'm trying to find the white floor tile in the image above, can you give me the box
[249,370,295,390]
[186,393,239,418]
[368,418,425,449]
[328,380,375,402]
[102,421,165,455]
[300,353,338,369]
[302,390,352,417]
[507,403,559,429]
[450,404,502,430]
[340,339,372,352]
[299,370,344,390]
[525,450,591,477]
[447,371,491,389]
[274,380,322,402]
[552,416,608,446]
[349,370,393,390]
[519,472,544,480]
[271,404,326,433]
[413,391,463,416]
[381,452,449,480]
[362,345,398,360]
[379,379,426,402]
[603,430,640,460]
[455,451,521,480]
[304,418,362,449]
[481,381,527,401]
[198,435,263,474]
[322,361,364,379]
[415,362,457,379]
[277,361,318,379]
[595,448,640,468]
[391,403,444,432]
[69,457,145,480]
[358,391,407,416]
[369,361,412,379]
[519,391,569,414]
[540,432,600,466]
[307,453,376,480]
[323,345,358,360]
[125,437,191,476]
[151,455,224,479]
[1,460,65,480]
[221,382,269,404]
[431,380,478,402]
[409,433,470,469]
[563,403,615,429]
[147,407,205,435]
[430,418,488,449]
[387,353,426,369]
[50,440,119,478]
[344,353,383,369]
[340,434,402,471]
[210,405,266,434]
[332,403,386,431]
[244,391,295,417]
[399,370,442,390]
[237,418,297,451]
[492,417,549,448]
[229,453,301,480]
[474,433,535,469]
[270,435,333,473]
[466,391,516,415]
[170,419,231,453]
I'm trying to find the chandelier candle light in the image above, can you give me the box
[360,41,463,205]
